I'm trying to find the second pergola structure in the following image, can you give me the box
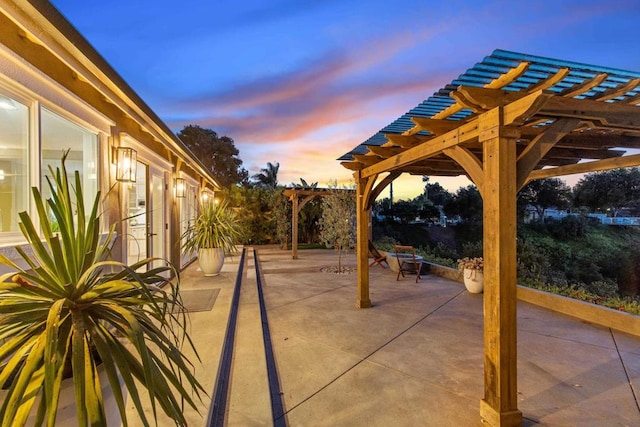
[338,50,640,426]
[282,187,355,259]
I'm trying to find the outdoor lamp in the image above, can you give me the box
[175,178,186,198]
[116,147,137,182]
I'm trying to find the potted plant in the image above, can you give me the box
[181,200,240,276]
[0,152,205,426]
[457,257,484,293]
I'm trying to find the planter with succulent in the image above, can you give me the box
[457,257,484,294]
[0,152,205,426]
[181,200,240,276]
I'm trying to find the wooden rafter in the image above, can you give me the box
[340,161,364,171]
[451,86,524,112]
[593,78,640,101]
[353,154,383,166]
[382,133,429,148]
[409,117,460,135]
[558,73,608,97]
[625,92,640,105]
[365,145,405,157]
[526,68,570,92]
[404,62,530,135]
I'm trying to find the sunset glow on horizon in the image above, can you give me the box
[51,0,640,199]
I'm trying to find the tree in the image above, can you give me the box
[318,189,356,272]
[251,161,279,189]
[177,125,248,188]
[422,177,453,206]
[518,178,572,222]
[289,177,318,188]
[268,189,291,249]
[444,185,482,223]
[573,168,640,216]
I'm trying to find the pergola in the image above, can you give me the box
[282,187,355,259]
[338,50,640,426]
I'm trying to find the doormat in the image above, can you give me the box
[177,289,220,313]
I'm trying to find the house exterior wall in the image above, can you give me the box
[0,0,214,272]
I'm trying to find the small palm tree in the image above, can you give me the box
[0,152,204,426]
[251,161,279,189]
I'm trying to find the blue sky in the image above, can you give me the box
[51,0,640,199]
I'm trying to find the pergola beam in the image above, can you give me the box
[527,153,640,182]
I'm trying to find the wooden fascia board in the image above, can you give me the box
[527,153,640,182]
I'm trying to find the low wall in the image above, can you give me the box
[423,262,640,337]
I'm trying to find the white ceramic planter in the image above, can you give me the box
[463,268,484,293]
[198,247,225,276]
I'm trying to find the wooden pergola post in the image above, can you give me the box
[355,170,371,308]
[291,194,299,259]
[479,110,522,426]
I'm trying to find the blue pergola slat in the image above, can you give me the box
[338,50,640,161]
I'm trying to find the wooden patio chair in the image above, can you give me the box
[394,245,421,282]
[368,240,388,268]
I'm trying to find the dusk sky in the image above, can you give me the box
[51,0,640,200]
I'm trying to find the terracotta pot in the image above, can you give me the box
[198,247,225,276]
[463,268,484,293]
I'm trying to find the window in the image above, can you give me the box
[0,94,29,233]
[180,182,198,267]
[41,108,98,205]
[0,93,99,239]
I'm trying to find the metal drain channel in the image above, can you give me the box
[206,247,247,427]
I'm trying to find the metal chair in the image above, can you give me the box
[394,245,421,282]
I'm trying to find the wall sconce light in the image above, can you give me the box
[116,147,137,182]
[175,178,186,198]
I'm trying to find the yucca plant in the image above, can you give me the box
[0,152,205,426]
[181,200,240,255]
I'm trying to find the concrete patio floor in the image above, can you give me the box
[128,247,640,426]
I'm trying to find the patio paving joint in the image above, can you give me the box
[610,328,640,415]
